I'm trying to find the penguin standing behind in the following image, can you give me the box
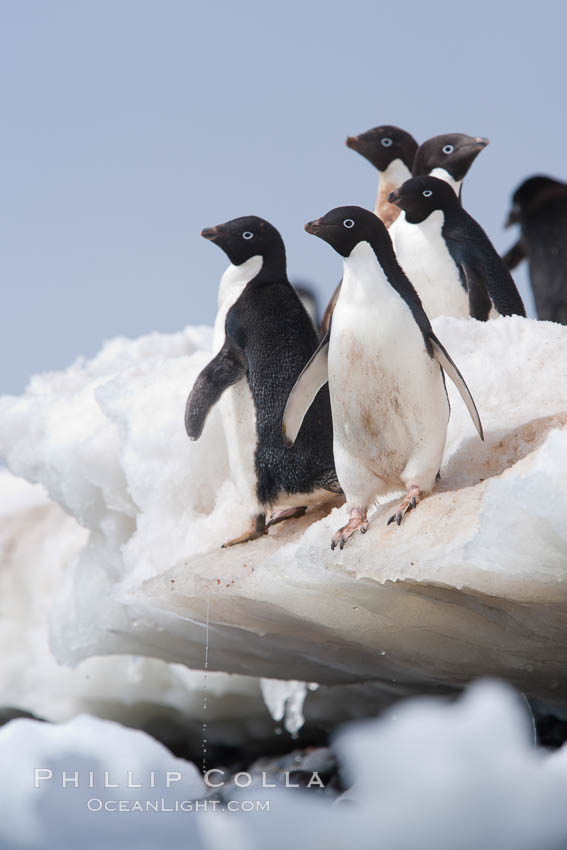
[388,177,526,320]
[283,206,484,550]
[389,134,492,320]
[346,125,419,226]
[411,133,489,198]
[185,216,340,547]
[504,175,567,324]
[320,125,418,335]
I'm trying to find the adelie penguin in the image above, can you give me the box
[321,125,418,335]
[411,132,489,198]
[390,133,494,319]
[346,125,418,227]
[185,215,341,547]
[283,206,484,550]
[389,177,526,321]
[503,175,567,324]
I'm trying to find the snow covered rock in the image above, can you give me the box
[0,714,204,849]
[1,317,567,715]
[3,683,567,849]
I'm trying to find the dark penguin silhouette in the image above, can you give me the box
[283,206,483,550]
[389,176,526,321]
[185,215,340,547]
[321,124,418,335]
[504,175,567,324]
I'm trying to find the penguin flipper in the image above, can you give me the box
[282,332,329,448]
[320,279,342,336]
[430,335,484,441]
[185,337,247,440]
[461,246,526,318]
[502,238,526,271]
[459,263,492,321]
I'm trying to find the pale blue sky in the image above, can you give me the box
[1,0,562,394]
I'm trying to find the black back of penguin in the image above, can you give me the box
[189,216,339,506]
[506,175,567,323]
[390,177,526,320]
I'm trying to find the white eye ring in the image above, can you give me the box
[242,231,254,239]
[381,137,393,147]
[442,144,454,155]
[423,189,433,197]
[343,218,355,228]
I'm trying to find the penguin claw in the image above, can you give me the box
[386,487,422,529]
[331,509,369,550]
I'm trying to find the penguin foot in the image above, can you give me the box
[222,514,267,548]
[387,486,421,527]
[331,507,368,551]
[266,505,307,529]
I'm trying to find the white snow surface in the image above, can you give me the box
[3,682,567,849]
[0,468,286,742]
[2,317,567,713]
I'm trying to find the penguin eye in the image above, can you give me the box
[343,219,355,228]
[242,231,254,240]
[442,144,454,155]
[381,137,393,147]
[422,190,433,197]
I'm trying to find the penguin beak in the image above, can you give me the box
[387,189,401,206]
[474,137,490,149]
[201,226,222,242]
[305,219,325,236]
[505,205,520,228]
[345,135,359,150]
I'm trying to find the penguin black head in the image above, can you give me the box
[388,176,461,224]
[201,215,286,271]
[345,125,418,173]
[305,205,391,257]
[413,133,489,182]
[506,175,567,226]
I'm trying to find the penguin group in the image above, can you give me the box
[185,122,560,551]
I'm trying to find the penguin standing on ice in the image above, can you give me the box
[185,215,340,547]
[321,125,418,335]
[389,177,526,320]
[283,206,484,550]
[389,134,493,320]
[504,175,567,324]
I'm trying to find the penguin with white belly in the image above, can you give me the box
[321,125,418,336]
[185,215,341,547]
[283,206,484,550]
[389,177,526,320]
[390,133,493,319]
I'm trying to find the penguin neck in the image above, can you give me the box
[429,167,463,199]
[375,158,413,227]
[218,255,264,308]
[251,245,287,284]
[342,241,400,302]
[405,208,446,232]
